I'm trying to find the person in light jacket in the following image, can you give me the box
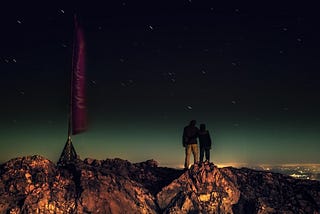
[182,120,199,169]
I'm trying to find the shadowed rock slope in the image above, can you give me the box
[0,155,319,213]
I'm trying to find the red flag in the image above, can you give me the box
[71,16,87,135]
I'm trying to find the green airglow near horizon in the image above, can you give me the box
[1,116,320,166]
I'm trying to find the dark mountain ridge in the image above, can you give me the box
[0,155,319,213]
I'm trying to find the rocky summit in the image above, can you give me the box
[0,156,319,213]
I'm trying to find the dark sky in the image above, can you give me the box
[1,1,320,167]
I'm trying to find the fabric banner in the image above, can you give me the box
[72,16,87,135]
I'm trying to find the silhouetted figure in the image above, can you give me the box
[182,120,199,169]
[198,123,212,163]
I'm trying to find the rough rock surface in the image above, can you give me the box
[0,156,319,214]
[157,163,240,213]
[221,167,320,214]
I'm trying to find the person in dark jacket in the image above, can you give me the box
[182,120,199,169]
[198,123,212,163]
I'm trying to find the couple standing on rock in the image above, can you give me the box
[182,120,212,169]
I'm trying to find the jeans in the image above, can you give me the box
[200,147,210,162]
[184,144,198,169]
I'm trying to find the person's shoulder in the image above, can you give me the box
[201,130,209,135]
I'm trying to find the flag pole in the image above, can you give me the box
[58,15,79,166]
[68,14,77,140]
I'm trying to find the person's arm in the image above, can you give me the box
[208,132,212,148]
[182,128,187,147]
[191,128,199,140]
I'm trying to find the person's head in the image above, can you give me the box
[200,123,206,131]
[189,120,196,126]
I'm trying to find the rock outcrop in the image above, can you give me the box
[157,163,240,213]
[0,155,319,213]
[221,167,320,213]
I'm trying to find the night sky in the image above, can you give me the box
[1,1,320,167]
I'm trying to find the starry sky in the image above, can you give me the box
[1,1,320,167]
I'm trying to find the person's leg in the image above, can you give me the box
[199,146,204,163]
[184,145,192,169]
[205,148,210,162]
[192,144,199,164]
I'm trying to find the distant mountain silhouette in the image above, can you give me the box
[0,155,319,213]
